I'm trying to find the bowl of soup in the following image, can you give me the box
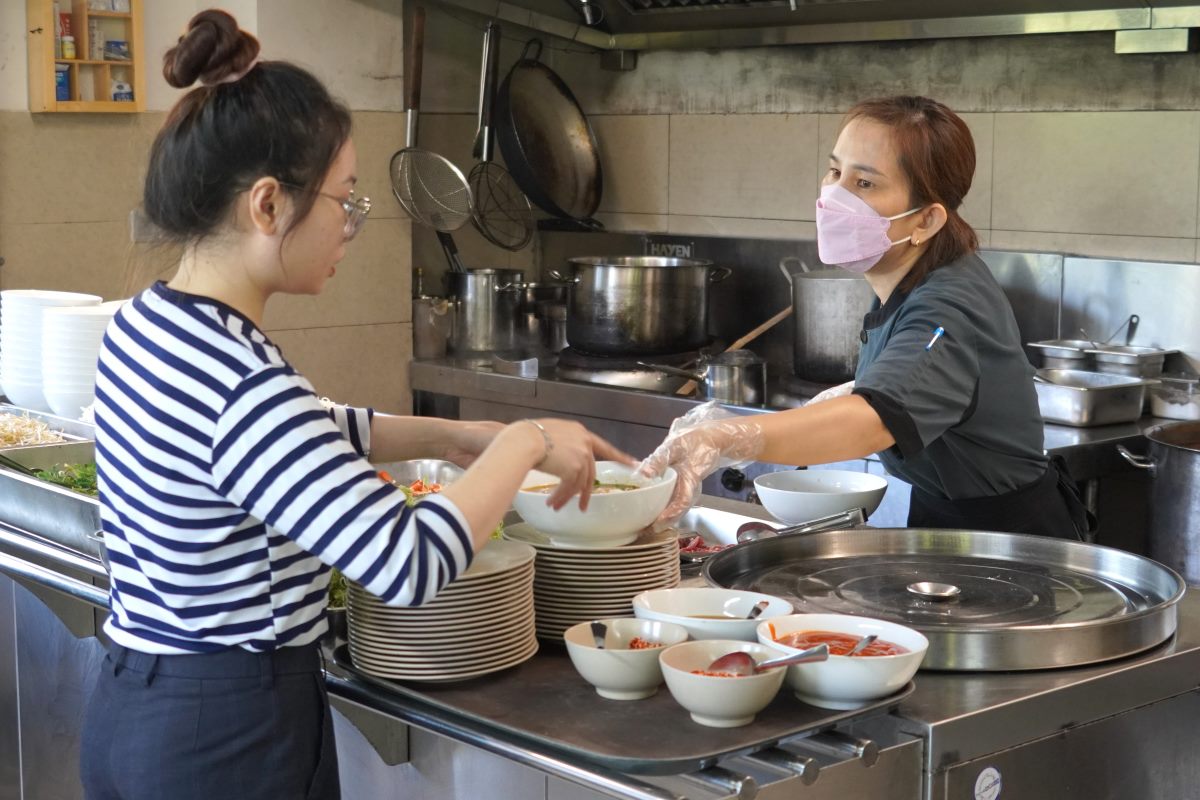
[632,588,793,641]
[756,613,928,709]
[754,469,888,524]
[658,639,788,727]
[512,461,677,548]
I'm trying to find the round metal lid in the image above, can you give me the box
[702,528,1185,671]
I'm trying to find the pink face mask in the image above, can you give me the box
[815,184,921,274]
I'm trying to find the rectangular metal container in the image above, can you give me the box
[0,404,94,469]
[1035,369,1155,427]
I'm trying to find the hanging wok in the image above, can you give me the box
[494,39,603,228]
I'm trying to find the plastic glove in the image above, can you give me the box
[638,401,766,528]
[805,380,855,407]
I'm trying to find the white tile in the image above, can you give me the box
[591,115,669,215]
[989,230,1196,263]
[669,114,819,220]
[993,111,1200,238]
[667,215,816,240]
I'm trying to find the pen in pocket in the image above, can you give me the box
[925,326,945,351]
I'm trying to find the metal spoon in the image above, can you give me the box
[846,634,878,657]
[1079,327,1103,351]
[590,620,607,649]
[746,600,770,620]
[706,643,830,676]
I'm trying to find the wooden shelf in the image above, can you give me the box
[26,0,144,113]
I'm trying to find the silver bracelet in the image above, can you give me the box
[521,419,553,465]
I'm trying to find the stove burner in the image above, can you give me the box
[555,347,705,392]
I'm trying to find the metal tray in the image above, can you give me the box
[1087,345,1176,378]
[0,462,100,559]
[330,643,911,775]
[1034,368,1155,427]
[0,403,94,469]
[702,528,1184,671]
[1028,339,1094,360]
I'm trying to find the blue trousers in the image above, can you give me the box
[80,642,339,800]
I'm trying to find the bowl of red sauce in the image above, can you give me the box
[564,618,690,700]
[756,613,928,709]
[658,640,789,727]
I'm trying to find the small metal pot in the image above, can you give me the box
[518,281,569,313]
[782,258,876,383]
[445,269,524,355]
[638,350,766,405]
[552,256,732,356]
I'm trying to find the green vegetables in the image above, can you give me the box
[328,568,348,610]
[34,463,98,497]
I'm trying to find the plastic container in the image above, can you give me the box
[54,64,70,101]
[1149,376,1200,421]
[60,35,76,60]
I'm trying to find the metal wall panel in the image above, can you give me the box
[14,584,105,800]
[1062,256,1200,370]
[0,577,20,800]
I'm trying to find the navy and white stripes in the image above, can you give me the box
[95,282,472,655]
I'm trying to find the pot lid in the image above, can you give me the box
[703,528,1183,671]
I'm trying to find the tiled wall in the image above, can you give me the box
[0,0,415,413]
[415,4,1200,286]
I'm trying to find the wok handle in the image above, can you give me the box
[473,22,500,162]
[405,7,425,113]
[708,266,733,283]
[1117,444,1157,477]
[547,269,580,284]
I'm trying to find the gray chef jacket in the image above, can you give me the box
[852,253,1047,501]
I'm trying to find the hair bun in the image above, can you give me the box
[163,9,260,89]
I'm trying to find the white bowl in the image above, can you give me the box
[44,387,94,419]
[659,639,787,727]
[632,588,792,641]
[0,290,102,307]
[757,613,928,709]
[2,380,48,411]
[512,461,677,548]
[754,469,888,524]
[563,618,690,700]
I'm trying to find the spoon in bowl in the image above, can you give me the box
[590,621,607,649]
[746,600,770,620]
[846,634,878,657]
[706,643,830,676]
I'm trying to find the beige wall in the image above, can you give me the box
[0,0,414,413]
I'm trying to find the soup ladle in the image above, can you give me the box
[706,643,830,676]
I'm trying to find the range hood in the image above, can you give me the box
[437,0,1200,52]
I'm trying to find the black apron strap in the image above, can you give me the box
[909,459,1089,541]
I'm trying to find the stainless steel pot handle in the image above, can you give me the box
[547,269,580,284]
[494,281,525,292]
[708,267,733,283]
[1117,444,1157,477]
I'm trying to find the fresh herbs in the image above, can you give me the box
[34,463,98,497]
[328,568,348,609]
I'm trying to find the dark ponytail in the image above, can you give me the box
[143,9,352,244]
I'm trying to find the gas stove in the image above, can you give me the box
[554,346,703,393]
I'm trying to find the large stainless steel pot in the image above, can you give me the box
[782,257,876,383]
[1118,421,1200,583]
[552,256,731,356]
[445,269,524,355]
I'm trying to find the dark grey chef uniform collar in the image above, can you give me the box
[861,267,940,331]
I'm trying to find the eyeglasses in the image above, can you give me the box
[281,183,372,241]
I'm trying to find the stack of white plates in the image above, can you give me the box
[503,523,681,640]
[347,539,539,682]
[41,301,123,419]
[0,290,102,411]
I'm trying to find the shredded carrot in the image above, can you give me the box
[378,470,393,484]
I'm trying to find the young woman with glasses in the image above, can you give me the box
[79,10,628,799]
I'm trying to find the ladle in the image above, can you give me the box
[1079,327,1103,351]
[706,643,830,676]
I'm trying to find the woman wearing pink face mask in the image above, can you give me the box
[642,96,1092,540]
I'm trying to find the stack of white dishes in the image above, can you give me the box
[0,290,102,411]
[503,522,681,640]
[41,301,123,419]
[347,539,538,682]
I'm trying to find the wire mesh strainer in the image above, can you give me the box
[390,7,473,234]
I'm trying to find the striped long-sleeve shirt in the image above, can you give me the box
[95,282,473,654]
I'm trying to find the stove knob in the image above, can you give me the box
[720,468,746,493]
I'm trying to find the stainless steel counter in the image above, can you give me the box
[411,358,1167,481]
